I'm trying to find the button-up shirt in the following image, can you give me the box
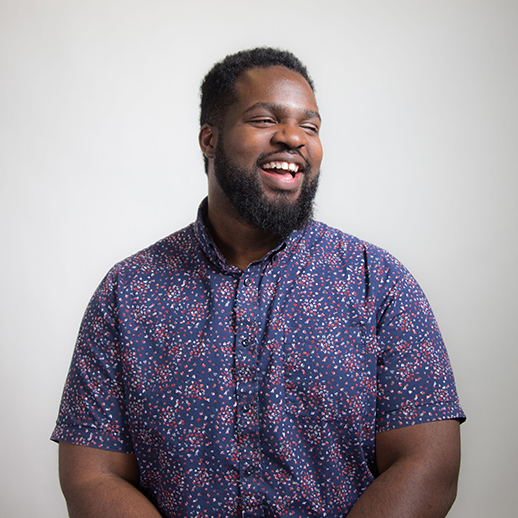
[52,200,465,517]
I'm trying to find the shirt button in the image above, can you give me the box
[243,465,254,476]
[241,338,250,348]
[243,278,252,287]
[242,403,251,412]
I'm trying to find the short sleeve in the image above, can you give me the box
[374,254,465,433]
[51,268,133,453]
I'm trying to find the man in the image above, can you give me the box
[52,48,465,517]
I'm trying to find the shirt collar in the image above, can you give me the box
[192,198,311,273]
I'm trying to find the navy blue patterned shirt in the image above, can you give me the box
[52,200,465,517]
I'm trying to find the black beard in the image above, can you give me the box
[213,143,319,238]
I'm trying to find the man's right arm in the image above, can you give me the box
[59,442,162,518]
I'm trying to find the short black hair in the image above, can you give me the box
[199,47,315,129]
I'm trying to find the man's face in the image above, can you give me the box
[211,66,323,236]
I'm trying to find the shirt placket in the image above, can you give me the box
[234,266,264,517]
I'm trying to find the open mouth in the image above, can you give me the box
[261,161,301,178]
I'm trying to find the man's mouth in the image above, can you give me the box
[261,161,300,177]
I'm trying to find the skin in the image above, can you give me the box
[59,443,160,518]
[59,66,461,517]
[348,420,461,517]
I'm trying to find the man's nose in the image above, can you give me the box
[270,123,306,149]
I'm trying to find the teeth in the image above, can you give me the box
[263,161,300,173]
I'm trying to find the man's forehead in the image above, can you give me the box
[233,66,318,109]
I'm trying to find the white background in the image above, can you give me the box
[1,1,517,516]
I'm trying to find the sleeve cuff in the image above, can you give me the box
[50,423,134,454]
[376,401,466,433]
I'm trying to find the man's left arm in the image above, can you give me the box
[347,419,461,518]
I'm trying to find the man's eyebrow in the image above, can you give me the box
[243,102,321,121]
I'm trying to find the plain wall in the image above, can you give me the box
[1,1,517,516]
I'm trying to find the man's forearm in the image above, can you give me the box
[63,472,162,518]
[346,419,461,517]
[346,459,458,518]
[59,443,162,518]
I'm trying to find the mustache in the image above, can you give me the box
[255,148,311,172]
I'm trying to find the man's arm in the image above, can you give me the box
[59,442,163,518]
[347,419,461,518]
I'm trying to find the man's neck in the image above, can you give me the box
[206,200,281,271]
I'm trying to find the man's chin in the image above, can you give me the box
[242,192,316,237]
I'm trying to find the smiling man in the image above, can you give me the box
[53,48,465,518]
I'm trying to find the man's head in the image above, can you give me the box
[200,48,315,133]
[199,48,323,237]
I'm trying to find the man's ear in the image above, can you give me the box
[199,124,217,159]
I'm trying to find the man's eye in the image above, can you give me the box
[252,118,275,124]
[301,124,319,133]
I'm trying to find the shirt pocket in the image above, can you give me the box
[283,324,375,422]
